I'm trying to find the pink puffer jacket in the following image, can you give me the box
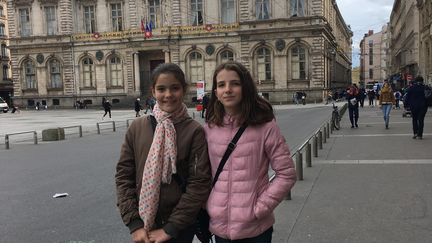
[204,117,296,240]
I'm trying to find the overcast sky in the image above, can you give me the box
[336,0,394,67]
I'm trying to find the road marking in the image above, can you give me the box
[315,159,432,164]
[332,133,432,137]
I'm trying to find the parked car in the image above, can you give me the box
[0,97,9,113]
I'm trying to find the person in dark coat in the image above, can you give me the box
[201,93,209,118]
[134,98,142,117]
[367,89,375,106]
[405,76,428,139]
[102,99,112,119]
[346,84,360,128]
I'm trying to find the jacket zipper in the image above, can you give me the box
[194,154,198,175]
[226,126,235,239]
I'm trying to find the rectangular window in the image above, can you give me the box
[149,0,161,28]
[290,0,305,17]
[19,8,31,37]
[369,47,373,65]
[0,25,4,35]
[191,0,203,26]
[83,6,96,33]
[256,0,269,20]
[369,69,373,79]
[111,3,123,31]
[221,0,235,23]
[45,6,57,35]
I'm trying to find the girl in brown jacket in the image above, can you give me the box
[115,63,211,243]
[379,82,396,129]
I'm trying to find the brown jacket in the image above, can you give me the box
[379,89,396,105]
[115,115,211,238]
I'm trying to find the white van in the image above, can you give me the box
[0,97,9,113]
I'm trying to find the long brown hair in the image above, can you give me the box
[206,61,274,126]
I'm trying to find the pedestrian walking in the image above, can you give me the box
[359,88,366,108]
[201,93,209,118]
[102,99,112,119]
[134,98,142,117]
[405,76,428,139]
[144,96,156,114]
[347,84,360,128]
[367,89,375,107]
[115,63,211,243]
[394,90,402,109]
[379,82,396,129]
[204,61,297,243]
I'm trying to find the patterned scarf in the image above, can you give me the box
[138,102,189,230]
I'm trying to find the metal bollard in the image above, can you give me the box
[323,127,327,143]
[126,120,130,128]
[285,190,292,200]
[33,131,38,145]
[313,136,318,157]
[5,135,9,149]
[113,121,116,132]
[318,131,323,149]
[330,120,334,133]
[192,112,195,119]
[295,152,303,181]
[327,123,331,137]
[97,123,100,134]
[306,142,312,167]
[79,126,82,137]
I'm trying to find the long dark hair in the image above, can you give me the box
[206,61,274,126]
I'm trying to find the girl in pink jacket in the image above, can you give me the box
[204,61,297,242]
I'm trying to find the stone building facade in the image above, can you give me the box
[417,0,432,85]
[7,0,352,108]
[388,0,420,86]
[0,0,12,104]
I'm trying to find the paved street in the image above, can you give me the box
[1,104,431,242]
[0,103,332,243]
[273,106,432,243]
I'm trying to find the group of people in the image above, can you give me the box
[292,91,307,105]
[115,62,297,243]
[344,76,429,138]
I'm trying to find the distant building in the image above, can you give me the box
[417,0,432,85]
[359,26,389,87]
[7,0,352,107]
[388,0,420,87]
[0,0,11,105]
[351,66,360,86]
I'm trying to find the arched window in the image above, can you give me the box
[188,51,204,82]
[48,59,62,88]
[219,50,234,63]
[22,60,36,89]
[108,56,123,87]
[82,57,94,88]
[256,47,272,81]
[291,45,307,79]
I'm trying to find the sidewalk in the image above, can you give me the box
[273,106,432,243]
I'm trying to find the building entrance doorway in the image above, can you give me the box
[138,50,165,97]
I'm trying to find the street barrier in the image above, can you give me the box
[269,103,347,200]
[97,121,116,134]
[5,131,37,149]
[60,125,83,138]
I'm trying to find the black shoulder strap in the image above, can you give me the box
[212,124,248,188]
[150,115,157,133]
